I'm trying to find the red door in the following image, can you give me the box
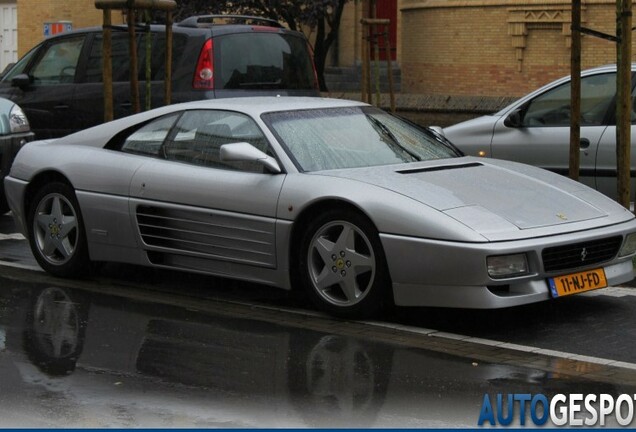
[375,0,397,61]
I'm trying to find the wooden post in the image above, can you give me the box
[128,7,140,114]
[164,10,172,105]
[372,25,381,107]
[102,8,113,122]
[569,0,581,181]
[144,11,151,111]
[383,28,395,113]
[361,26,369,103]
[616,0,632,209]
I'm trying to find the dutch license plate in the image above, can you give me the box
[548,268,607,298]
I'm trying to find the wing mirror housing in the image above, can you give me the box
[220,142,282,174]
[503,109,523,128]
[11,73,33,89]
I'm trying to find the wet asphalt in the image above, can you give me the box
[2,212,636,427]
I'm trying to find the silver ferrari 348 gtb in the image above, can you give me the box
[5,97,636,318]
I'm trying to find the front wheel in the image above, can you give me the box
[298,209,391,318]
[27,182,90,277]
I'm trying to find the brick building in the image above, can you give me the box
[10,0,636,101]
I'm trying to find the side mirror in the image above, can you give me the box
[220,142,282,174]
[11,73,32,89]
[503,109,523,128]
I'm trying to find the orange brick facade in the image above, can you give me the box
[398,0,633,97]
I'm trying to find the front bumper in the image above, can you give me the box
[380,219,636,308]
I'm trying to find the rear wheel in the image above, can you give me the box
[27,182,90,277]
[298,209,391,318]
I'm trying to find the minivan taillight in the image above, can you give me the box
[193,38,214,89]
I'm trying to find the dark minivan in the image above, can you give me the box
[0,15,319,139]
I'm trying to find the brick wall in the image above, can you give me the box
[400,0,631,98]
[17,0,124,56]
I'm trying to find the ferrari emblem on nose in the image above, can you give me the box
[581,248,588,262]
[557,213,568,221]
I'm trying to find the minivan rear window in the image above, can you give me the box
[215,32,315,90]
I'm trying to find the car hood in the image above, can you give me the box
[314,157,632,241]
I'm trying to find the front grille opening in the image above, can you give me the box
[542,236,622,273]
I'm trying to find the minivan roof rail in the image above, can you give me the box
[177,15,284,28]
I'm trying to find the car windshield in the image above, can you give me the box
[263,106,459,171]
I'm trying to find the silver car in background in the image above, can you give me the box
[443,65,632,201]
[4,97,636,318]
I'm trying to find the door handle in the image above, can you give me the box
[120,102,132,108]
[53,104,69,110]
[580,138,591,149]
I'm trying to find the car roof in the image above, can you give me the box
[39,19,305,40]
[161,96,367,116]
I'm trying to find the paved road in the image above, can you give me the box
[4,212,636,427]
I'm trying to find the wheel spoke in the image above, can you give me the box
[335,225,356,251]
[41,235,58,256]
[50,196,63,220]
[58,216,77,238]
[314,236,336,264]
[348,250,374,274]
[36,213,52,232]
[339,275,360,303]
[315,266,341,291]
[59,237,74,258]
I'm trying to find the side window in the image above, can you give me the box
[523,72,616,127]
[163,110,270,172]
[30,37,85,84]
[84,32,187,83]
[122,113,180,156]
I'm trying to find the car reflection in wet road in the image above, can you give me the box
[0,276,627,428]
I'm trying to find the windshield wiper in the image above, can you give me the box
[365,115,421,161]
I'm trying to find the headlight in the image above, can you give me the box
[619,232,636,257]
[9,104,29,133]
[487,253,529,279]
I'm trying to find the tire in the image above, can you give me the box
[297,209,391,318]
[27,182,91,277]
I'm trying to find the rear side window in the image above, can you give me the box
[84,32,187,83]
[215,32,314,90]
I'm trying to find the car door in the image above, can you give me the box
[593,75,636,201]
[127,109,285,274]
[490,72,616,192]
[8,35,87,138]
